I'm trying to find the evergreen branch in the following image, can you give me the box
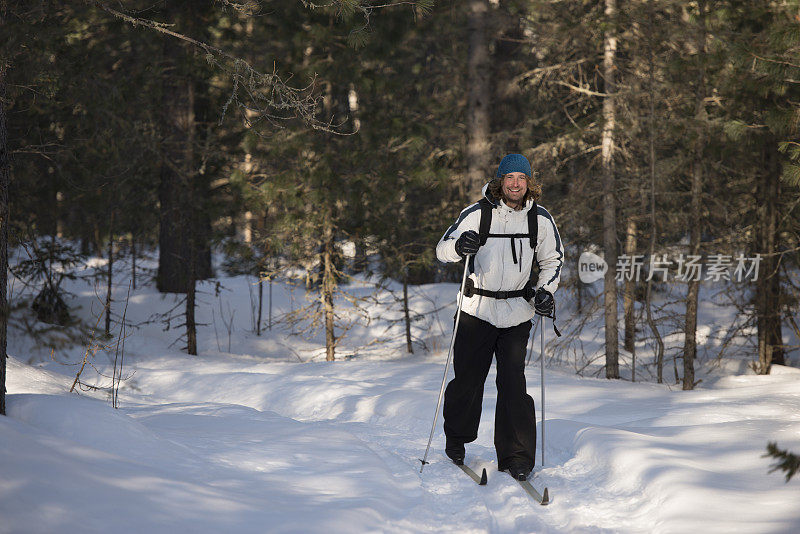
[552,80,607,98]
[301,1,426,10]
[514,59,590,85]
[765,442,800,482]
[92,2,222,57]
[751,52,800,70]
[361,1,429,9]
[781,163,800,188]
[216,0,263,15]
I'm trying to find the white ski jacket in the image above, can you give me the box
[436,186,563,328]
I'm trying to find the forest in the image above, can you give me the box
[3,0,800,397]
[4,0,800,398]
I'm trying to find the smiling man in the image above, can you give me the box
[435,153,563,481]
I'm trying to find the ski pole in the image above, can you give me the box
[540,314,546,468]
[420,256,471,473]
[525,315,541,367]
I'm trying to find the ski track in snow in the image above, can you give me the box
[5,353,800,533]
[2,266,800,533]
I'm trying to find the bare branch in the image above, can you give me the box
[90,1,341,133]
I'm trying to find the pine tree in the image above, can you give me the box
[683,0,710,390]
[0,0,9,417]
[600,0,620,379]
[719,0,799,374]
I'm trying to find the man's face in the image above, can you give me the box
[501,172,528,207]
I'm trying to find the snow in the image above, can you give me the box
[2,253,799,533]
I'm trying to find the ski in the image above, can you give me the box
[454,460,488,485]
[516,477,550,505]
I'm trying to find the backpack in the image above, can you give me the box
[465,198,539,291]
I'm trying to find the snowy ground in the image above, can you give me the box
[2,252,799,533]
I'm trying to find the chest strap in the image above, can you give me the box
[478,197,538,249]
[463,278,536,300]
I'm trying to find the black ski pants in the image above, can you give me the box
[443,312,536,471]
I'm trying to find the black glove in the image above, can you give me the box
[533,288,554,316]
[455,230,480,258]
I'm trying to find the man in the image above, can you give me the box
[435,153,563,481]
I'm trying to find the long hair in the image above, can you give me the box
[487,173,542,204]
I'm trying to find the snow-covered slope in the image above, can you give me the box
[2,258,799,533]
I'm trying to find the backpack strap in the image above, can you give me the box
[528,202,538,250]
[477,198,493,246]
[528,202,539,282]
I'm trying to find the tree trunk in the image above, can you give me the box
[186,276,197,355]
[157,32,194,293]
[56,190,63,238]
[93,221,103,258]
[185,168,198,356]
[404,272,413,354]
[257,274,263,336]
[269,276,273,331]
[185,153,198,355]
[244,210,253,244]
[645,0,665,384]
[353,234,368,274]
[264,213,273,333]
[38,180,57,237]
[576,254,584,314]
[623,216,637,353]
[0,51,9,416]
[322,207,336,362]
[683,279,699,389]
[466,0,491,198]
[131,235,137,291]
[105,210,114,338]
[683,0,707,391]
[756,140,785,373]
[602,0,619,379]
[156,11,211,294]
[157,171,190,292]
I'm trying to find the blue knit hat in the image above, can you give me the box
[496,154,532,178]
